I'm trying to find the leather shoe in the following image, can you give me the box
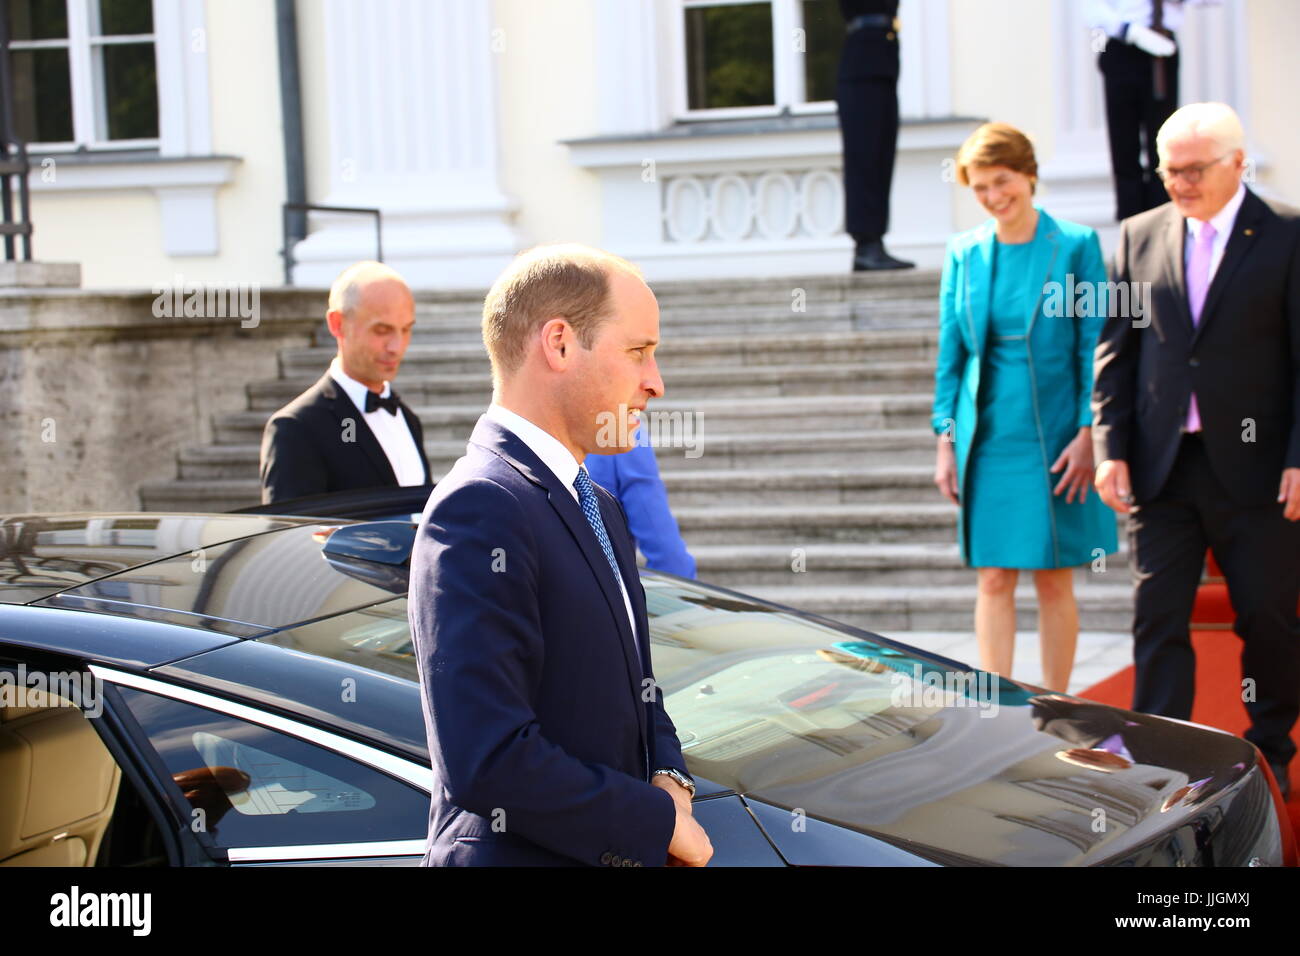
[852,239,914,271]
[1268,760,1292,801]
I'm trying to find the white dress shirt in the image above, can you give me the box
[328,356,427,486]
[483,403,640,652]
[1184,181,1246,282]
[1085,0,1219,40]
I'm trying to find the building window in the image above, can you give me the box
[7,0,159,149]
[679,0,846,118]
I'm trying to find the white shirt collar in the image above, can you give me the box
[1186,182,1247,241]
[328,355,390,414]
[485,403,581,501]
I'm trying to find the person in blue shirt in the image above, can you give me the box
[585,425,696,579]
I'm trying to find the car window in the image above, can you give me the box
[117,687,426,849]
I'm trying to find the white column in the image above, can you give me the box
[290,0,521,289]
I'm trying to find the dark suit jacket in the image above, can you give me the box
[408,416,688,867]
[1093,188,1300,505]
[259,372,430,504]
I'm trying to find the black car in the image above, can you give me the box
[0,494,1291,867]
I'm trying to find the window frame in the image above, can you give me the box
[89,665,432,863]
[7,0,160,152]
[672,0,841,121]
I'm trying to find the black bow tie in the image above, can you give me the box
[365,390,401,415]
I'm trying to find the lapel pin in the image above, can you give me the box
[1244,228,1254,236]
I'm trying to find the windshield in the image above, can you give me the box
[263,574,1030,787]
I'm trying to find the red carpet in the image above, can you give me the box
[1078,553,1300,863]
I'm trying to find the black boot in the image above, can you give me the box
[852,239,914,271]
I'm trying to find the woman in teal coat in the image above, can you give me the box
[932,123,1117,692]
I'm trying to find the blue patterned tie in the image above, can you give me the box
[573,466,625,590]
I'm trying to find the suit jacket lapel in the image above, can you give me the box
[468,417,650,748]
[966,222,995,357]
[324,373,398,485]
[1193,188,1265,344]
[1162,206,1194,336]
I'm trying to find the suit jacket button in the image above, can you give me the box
[1189,357,1200,367]
[600,852,613,865]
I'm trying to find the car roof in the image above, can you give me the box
[0,511,412,635]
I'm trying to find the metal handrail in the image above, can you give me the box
[281,202,383,285]
[0,12,33,261]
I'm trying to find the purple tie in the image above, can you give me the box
[1185,222,1217,432]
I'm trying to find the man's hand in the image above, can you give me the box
[1051,427,1095,504]
[934,436,959,506]
[1095,458,1133,514]
[1279,467,1300,521]
[666,809,712,867]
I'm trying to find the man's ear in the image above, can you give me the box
[539,317,571,371]
[326,309,345,340]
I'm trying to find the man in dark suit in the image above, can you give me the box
[835,0,913,271]
[259,261,429,503]
[408,244,712,866]
[1093,102,1300,799]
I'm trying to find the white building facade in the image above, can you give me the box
[15,0,1296,289]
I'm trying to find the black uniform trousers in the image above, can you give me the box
[1129,433,1300,767]
[1099,41,1180,221]
[836,74,898,243]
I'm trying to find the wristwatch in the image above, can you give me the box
[652,767,696,798]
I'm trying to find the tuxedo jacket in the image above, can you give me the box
[1093,188,1300,505]
[259,372,430,504]
[408,416,689,867]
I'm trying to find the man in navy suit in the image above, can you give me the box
[408,244,712,866]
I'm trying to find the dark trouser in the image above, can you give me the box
[835,76,898,243]
[1099,43,1180,221]
[1129,433,1300,767]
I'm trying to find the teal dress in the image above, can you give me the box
[931,208,1119,569]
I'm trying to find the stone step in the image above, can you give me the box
[688,542,1131,588]
[138,478,263,514]
[216,394,931,445]
[670,503,958,545]
[247,360,941,410]
[358,300,941,345]
[176,429,941,481]
[660,465,937,506]
[286,328,940,377]
[744,582,1136,633]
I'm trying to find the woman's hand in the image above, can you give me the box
[934,437,959,506]
[1051,427,1095,504]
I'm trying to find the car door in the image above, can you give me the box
[89,667,432,866]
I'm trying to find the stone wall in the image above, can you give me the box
[0,288,323,513]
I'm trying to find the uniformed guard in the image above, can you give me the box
[835,0,913,271]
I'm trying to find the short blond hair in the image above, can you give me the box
[955,122,1039,193]
[1156,102,1245,161]
[482,243,643,383]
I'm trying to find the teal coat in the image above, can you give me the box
[931,206,1118,567]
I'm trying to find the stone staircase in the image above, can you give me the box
[140,271,1135,638]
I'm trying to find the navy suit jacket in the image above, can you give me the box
[408,415,690,866]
